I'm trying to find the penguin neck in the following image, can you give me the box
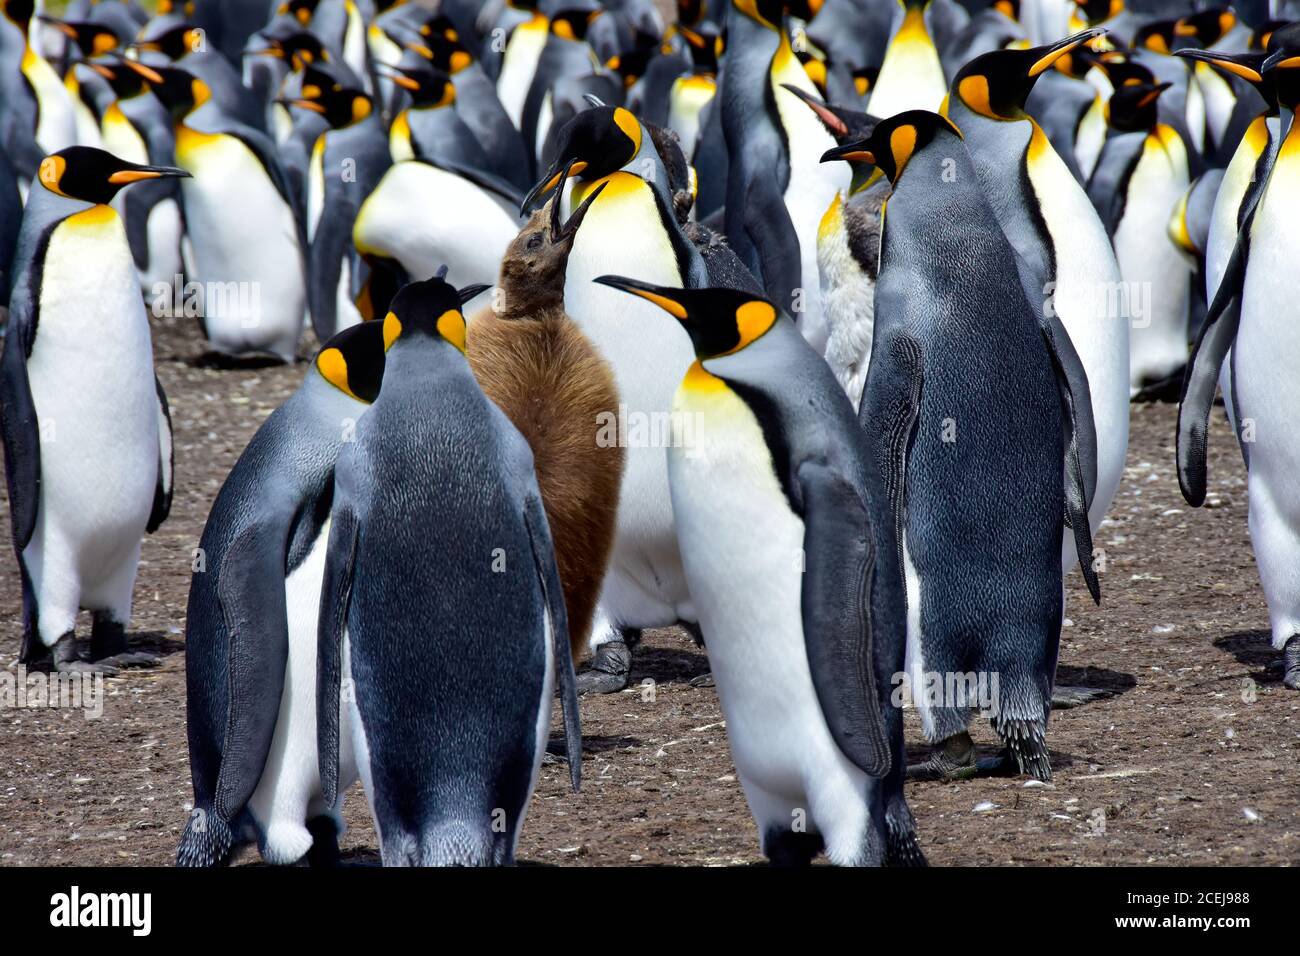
[496,273,567,319]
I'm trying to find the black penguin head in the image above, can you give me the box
[951,28,1106,119]
[249,28,330,71]
[314,321,386,403]
[401,16,474,74]
[156,0,198,16]
[1174,7,1236,49]
[123,59,209,116]
[730,0,783,30]
[1175,48,1274,109]
[1263,24,1300,112]
[379,59,455,108]
[678,22,723,75]
[289,65,373,127]
[593,276,782,360]
[86,56,149,98]
[820,109,960,185]
[37,146,190,204]
[2,0,33,32]
[550,7,603,43]
[276,0,320,27]
[521,106,643,213]
[383,270,491,355]
[1094,53,1155,89]
[1105,81,1169,132]
[131,22,207,60]
[37,16,122,58]
[678,0,705,28]
[605,30,660,89]
[1107,80,1170,132]
[1251,20,1288,52]
[991,0,1019,20]
[1132,19,1181,56]
[1077,0,1123,26]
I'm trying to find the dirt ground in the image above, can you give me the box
[0,311,1296,867]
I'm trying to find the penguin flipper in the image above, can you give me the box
[0,325,41,553]
[308,217,346,342]
[317,503,359,809]
[1177,232,1249,508]
[212,526,291,823]
[147,375,174,534]
[1038,318,1101,605]
[865,333,924,570]
[742,174,802,319]
[423,156,526,211]
[796,460,890,778]
[522,492,582,792]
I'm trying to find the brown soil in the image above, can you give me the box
[0,313,1296,866]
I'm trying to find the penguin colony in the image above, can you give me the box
[0,0,1297,867]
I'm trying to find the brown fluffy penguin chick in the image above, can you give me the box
[467,182,623,662]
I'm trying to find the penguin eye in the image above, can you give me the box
[527,233,544,250]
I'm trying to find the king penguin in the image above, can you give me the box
[0,0,78,181]
[1176,26,1300,691]
[1,146,185,674]
[401,14,533,191]
[292,63,391,342]
[824,111,1098,780]
[720,0,848,353]
[381,56,492,168]
[128,59,309,363]
[1087,77,1192,396]
[943,31,1128,573]
[315,274,582,866]
[595,273,923,867]
[176,321,387,868]
[1175,44,1278,432]
[86,56,186,297]
[520,105,709,692]
[494,0,549,130]
[783,83,886,411]
[867,0,948,118]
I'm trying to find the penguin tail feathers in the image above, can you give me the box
[175,804,234,868]
[885,801,927,867]
[995,715,1052,782]
[385,820,502,867]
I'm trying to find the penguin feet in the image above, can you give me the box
[905,731,979,780]
[762,826,825,867]
[49,633,118,676]
[679,622,715,686]
[1051,685,1113,709]
[305,815,342,868]
[1282,635,1300,691]
[1131,369,1185,403]
[575,638,632,695]
[89,615,159,670]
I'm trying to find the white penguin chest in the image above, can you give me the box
[1235,139,1300,444]
[175,128,300,271]
[667,375,815,775]
[564,175,694,412]
[498,18,547,128]
[24,49,76,153]
[28,208,158,527]
[307,135,327,244]
[817,195,875,410]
